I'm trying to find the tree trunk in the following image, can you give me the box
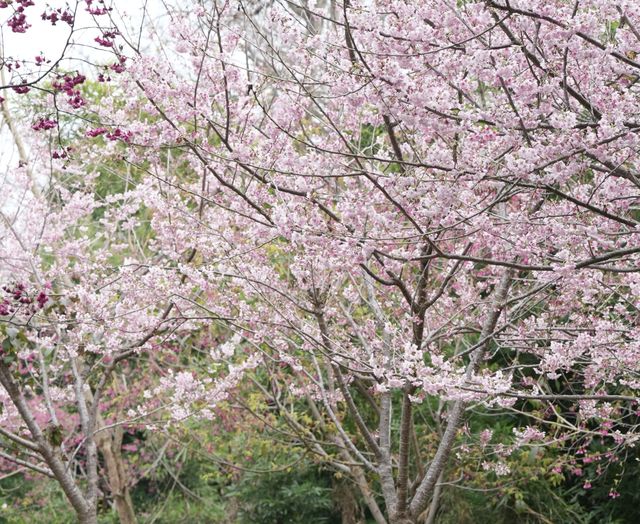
[0,364,94,522]
[424,472,444,524]
[333,477,363,524]
[89,373,137,524]
[409,270,513,519]
[79,510,99,524]
[95,423,137,524]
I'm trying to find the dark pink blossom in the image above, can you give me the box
[32,118,57,131]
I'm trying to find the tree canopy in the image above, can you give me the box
[1,1,640,523]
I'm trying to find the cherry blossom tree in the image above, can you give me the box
[3,0,640,523]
